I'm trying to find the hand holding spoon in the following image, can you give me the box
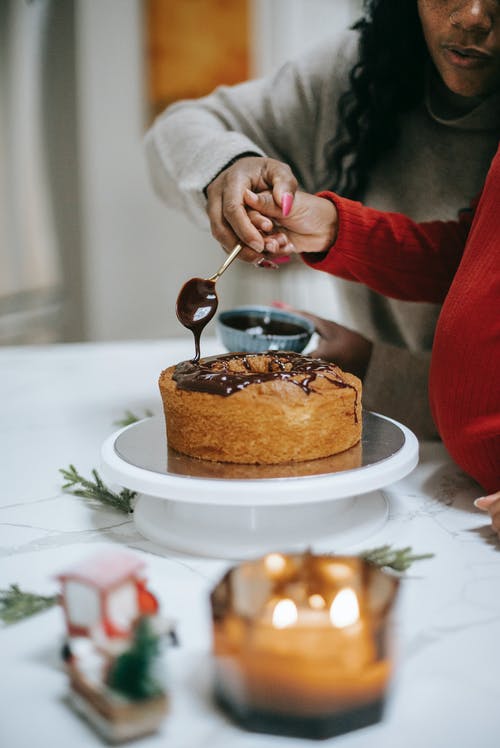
[176,244,243,362]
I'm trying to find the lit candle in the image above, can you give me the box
[211,552,399,739]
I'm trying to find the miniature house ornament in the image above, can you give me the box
[57,548,159,643]
[57,548,168,743]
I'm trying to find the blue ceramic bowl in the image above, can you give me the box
[217,305,314,354]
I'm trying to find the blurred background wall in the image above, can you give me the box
[0,0,362,345]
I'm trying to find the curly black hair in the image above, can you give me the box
[327,0,429,199]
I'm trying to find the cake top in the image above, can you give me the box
[172,351,354,397]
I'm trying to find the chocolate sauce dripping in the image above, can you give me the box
[176,278,218,362]
[173,352,359,422]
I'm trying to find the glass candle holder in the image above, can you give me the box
[210,552,399,739]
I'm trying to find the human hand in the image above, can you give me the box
[244,189,339,256]
[272,302,373,380]
[205,156,298,262]
[474,491,500,538]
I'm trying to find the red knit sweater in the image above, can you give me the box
[303,146,500,493]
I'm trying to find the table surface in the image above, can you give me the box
[1,338,499,748]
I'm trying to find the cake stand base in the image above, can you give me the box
[133,490,388,559]
[101,412,417,560]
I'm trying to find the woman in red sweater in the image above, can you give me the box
[242,144,500,535]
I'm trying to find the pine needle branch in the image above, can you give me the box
[113,409,153,428]
[60,465,136,514]
[360,545,434,572]
[0,584,58,625]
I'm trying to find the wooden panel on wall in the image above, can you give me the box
[146,0,250,119]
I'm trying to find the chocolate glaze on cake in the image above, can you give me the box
[173,352,359,421]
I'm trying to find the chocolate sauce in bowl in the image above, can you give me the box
[176,277,218,362]
[173,352,359,422]
[224,313,308,337]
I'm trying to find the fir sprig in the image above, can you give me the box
[0,584,58,625]
[106,617,165,700]
[360,545,434,572]
[113,409,153,428]
[60,465,136,514]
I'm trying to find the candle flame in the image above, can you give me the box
[308,593,326,610]
[272,598,298,629]
[329,587,360,628]
[264,553,287,576]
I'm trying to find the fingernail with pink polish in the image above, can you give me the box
[273,255,291,264]
[282,192,293,217]
[254,258,279,270]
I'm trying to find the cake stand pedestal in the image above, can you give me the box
[101,413,418,559]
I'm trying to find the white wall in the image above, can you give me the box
[252,0,361,76]
[76,0,362,342]
[76,0,214,342]
[0,0,65,344]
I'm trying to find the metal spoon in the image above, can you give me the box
[176,244,243,361]
[208,243,243,281]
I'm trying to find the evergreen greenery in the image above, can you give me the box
[60,465,136,514]
[113,409,153,428]
[106,617,165,701]
[360,545,434,572]
[0,584,58,624]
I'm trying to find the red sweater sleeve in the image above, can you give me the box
[301,176,499,494]
[302,192,474,303]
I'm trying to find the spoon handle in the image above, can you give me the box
[209,243,243,282]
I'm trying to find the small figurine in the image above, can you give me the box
[58,548,158,643]
[57,548,170,743]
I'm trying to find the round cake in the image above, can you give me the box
[159,352,362,465]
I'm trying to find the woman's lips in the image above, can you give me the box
[443,45,493,68]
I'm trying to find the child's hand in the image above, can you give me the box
[474,491,500,538]
[244,189,339,256]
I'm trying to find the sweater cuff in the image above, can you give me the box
[145,125,266,228]
[300,190,362,269]
[202,151,264,197]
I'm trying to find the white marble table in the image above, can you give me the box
[1,339,499,748]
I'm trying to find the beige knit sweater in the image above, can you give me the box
[145,30,500,439]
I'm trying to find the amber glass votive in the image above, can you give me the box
[210,552,399,739]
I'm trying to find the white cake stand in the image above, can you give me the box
[100,412,418,559]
